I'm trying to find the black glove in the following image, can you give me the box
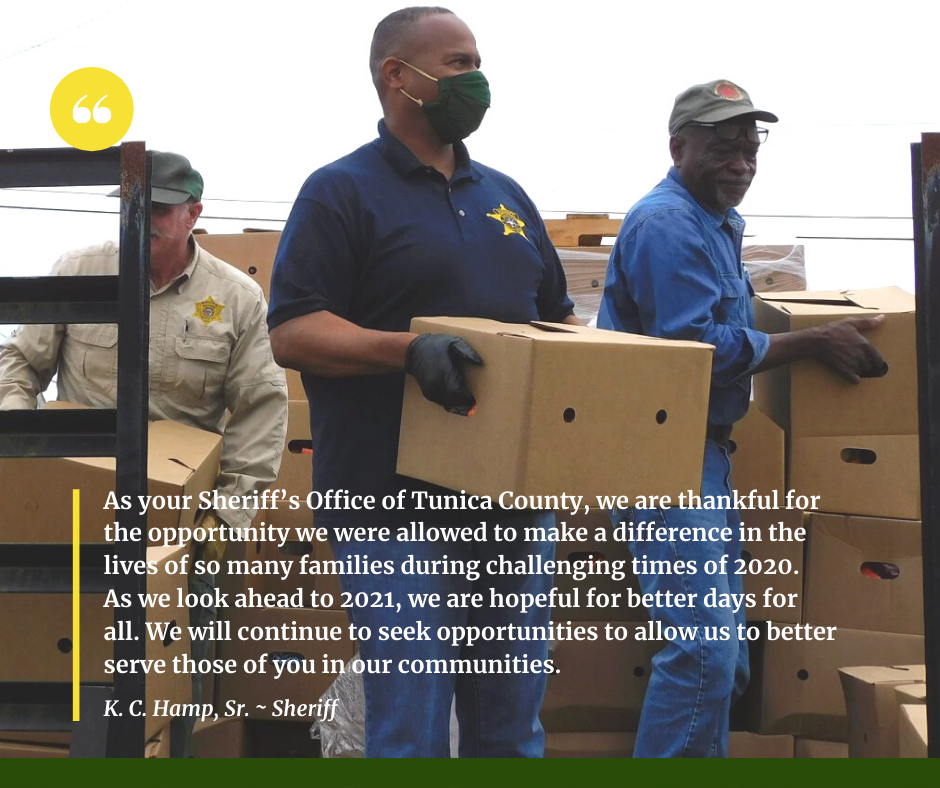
[405,333,483,416]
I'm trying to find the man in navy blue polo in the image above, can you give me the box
[598,80,886,758]
[267,7,578,758]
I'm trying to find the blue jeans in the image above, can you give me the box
[329,511,555,758]
[613,440,749,758]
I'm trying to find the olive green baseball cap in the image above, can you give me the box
[669,80,778,136]
[108,150,204,204]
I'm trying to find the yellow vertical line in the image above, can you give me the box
[73,488,80,722]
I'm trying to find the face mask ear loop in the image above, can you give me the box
[398,59,439,82]
[399,88,425,107]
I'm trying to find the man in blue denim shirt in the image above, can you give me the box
[598,80,886,757]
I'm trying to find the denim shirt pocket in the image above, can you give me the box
[717,274,752,390]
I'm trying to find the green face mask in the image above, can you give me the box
[399,59,491,144]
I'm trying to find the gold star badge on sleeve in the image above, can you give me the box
[486,204,528,240]
[194,296,225,327]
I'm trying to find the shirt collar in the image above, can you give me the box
[376,120,483,183]
[666,166,743,231]
[151,236,198,297]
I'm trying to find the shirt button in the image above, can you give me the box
[458,209,466,217]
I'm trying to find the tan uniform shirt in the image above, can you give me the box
[0,239,288,531]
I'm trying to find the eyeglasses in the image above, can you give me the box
[683,122,769,145]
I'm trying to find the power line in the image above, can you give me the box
[0,190,917,220]
[0,1,132,65]
[1,187,295,205]
[0,201,918,227]
[0,203,286,223]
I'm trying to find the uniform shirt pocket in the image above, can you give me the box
[68,324,119,395]
[174,334,230,403]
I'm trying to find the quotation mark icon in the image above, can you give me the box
[73,95,111,124]
[50,68,133,151]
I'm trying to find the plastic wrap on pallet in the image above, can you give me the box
[555,247,611,323]
[310,656,366,758]
[310,655,459,757]
[742,245,807,292]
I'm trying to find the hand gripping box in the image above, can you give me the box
[398,319,713,501]
[753,287,916,438]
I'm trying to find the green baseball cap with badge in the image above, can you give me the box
[108,150,204,204]
[669,80,778,136]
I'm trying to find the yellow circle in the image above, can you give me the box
[50,67,134,151]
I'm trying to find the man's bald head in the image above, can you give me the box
[370,6,453,91]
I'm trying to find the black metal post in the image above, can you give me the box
[913,135,939,758]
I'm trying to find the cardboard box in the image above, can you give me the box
[895,683,927,705]
[260,535,345,611]
[790,434,920,520]
[753,287,916,438]
[742,244,806,293]
[0,740,69,758]
[899,704,928,757]
[192,717,250,758]
[215,518,266,600]
[794,738,849,758]
[263,401,314,538]
[194,230,304,400]
[728,732,794,758]
[804,514,923,634]
[216,607,354,720]
[754,625,923,741]
[728,406,785,501]
[553,509,645,622]
[839,664,926,757]
[544,731,635,757]
[196,230,279,301]
[543,731,794,758]
[0,544,191,741]
[740,508,804,624]
[541,622,662,732]
[0,418,221,544]
[555,247,610,323]
[144,726,171,758]
[398,318,713,501]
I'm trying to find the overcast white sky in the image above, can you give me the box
[1,0,938,322]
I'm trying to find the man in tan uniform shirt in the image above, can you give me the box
[0,151,288,755]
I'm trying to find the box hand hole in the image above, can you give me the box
[164,620,180,647]
[563,408,576,423]
[860,561,899,580]
[288,440,314,455]
[279,541,313,557]
[840,448,877,464]
[655,410,667,424]
[57,638,72,654]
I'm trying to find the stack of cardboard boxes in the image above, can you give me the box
[747,287,926,757]
[192,235,355,755]
[0,417,221,757]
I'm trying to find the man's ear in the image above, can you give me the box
[669,135,684,167]
[187,201,203,227]
[382,57,405,90]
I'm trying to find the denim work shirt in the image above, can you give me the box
[597,167,769,426]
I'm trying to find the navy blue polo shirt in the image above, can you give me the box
[268,121,574,522]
